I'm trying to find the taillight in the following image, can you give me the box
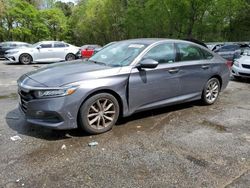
[226,60,233,68]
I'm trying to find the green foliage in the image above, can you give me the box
[0,0,249,44]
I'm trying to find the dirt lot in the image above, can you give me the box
[0,61,249,188]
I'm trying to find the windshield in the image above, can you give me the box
[31,42,42,48]
[89,41,148,67]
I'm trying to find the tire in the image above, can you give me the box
[19,53,32,65]
[202,77,220,105]
[65,53,76,61]
[79,93,120,134]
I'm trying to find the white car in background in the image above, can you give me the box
[5,41,79,64]
[232,50,250,79]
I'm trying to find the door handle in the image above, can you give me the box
[168,68,179,74]
[201,65,209,70]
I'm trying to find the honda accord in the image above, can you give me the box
[17,39,230,134]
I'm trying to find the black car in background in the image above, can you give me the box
[0,41,31,59]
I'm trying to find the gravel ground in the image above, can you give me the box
[0,60,249,188]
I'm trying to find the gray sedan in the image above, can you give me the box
[17,39,230,134]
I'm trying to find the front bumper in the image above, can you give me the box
[4,53,19,63]
[231,64,250,78]
[18,89,79,130]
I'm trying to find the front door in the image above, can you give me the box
[128,42,181,113]
[34,43,54,62]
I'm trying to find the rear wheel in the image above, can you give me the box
[202,78,220,105]
[65,53,76,61]
[79,93,120,134]
[19,53,32,65]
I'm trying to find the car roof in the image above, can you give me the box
[0,41,29,44]
[119,38,208,49]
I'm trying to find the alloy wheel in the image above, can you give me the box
[87,98,116,129]
[66,54,75,61]
[205,80,219,103]
[21,54,31,64]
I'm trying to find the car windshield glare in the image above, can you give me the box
[31,42,42,48]
[89,41,148,67]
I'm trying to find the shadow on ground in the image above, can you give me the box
[6,100,200,141]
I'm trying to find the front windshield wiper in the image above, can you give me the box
[88,59,107,66]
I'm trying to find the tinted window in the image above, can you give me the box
[177,43,203,61]
[40,44,52,48]
[143,43,176,64]
[201,49,213,59]
[54,42,65,48]
[219,45,239,52]
[9,43,17,47]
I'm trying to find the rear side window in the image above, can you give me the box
[201,49,213,59]
[143,43,176,64]
[176,43,203,61]
[40,44,52,48]
[54,42,66,48]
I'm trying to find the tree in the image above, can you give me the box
[40,8,68,40]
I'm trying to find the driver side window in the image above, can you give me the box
[40,44,52,48]
[143,43,176,64]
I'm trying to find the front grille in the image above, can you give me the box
[242,64,250,69]
[239,72,250,77]
[18,89,34,113]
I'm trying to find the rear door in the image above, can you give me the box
[128,42,181,113]
[52,42,68,61]
[175,43,213,97]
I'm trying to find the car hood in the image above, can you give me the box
[6,47,30,53]
[238,56,250,65]
[23,60,122,87]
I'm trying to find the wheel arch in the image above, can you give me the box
[209,75,222,90]
[77,89,124,125]
[19,53,33,63]
[65,53,76,61]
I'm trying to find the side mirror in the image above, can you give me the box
[36,46,41,50]
[137,59,159,69]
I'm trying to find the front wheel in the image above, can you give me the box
[65,53,76,61]
[78,93,120,134]
[202,78,220,105]
[19,53,32,65]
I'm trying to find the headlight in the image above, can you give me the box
[233,60,240,67]
[7,50,19,54]
[34,86,78,98]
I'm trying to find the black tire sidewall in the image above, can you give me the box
[202,78,220,105]
[79,93,120,134]
[20,54,32,65]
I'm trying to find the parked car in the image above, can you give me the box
[17,39,230,134]
[239,43,250,54]
[0,41,31,59]
[214,44,241,61]
[5,41,79,64]
[206,43,224,51]
[232,50,250,79]
[76,44,101,59]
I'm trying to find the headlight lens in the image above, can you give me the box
[34,86,78,98]
[233,60,240,67]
